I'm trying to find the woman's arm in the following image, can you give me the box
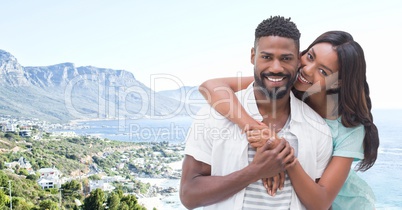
[287,157,353,210]
[199,76,256,130]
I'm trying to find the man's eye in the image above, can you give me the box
[262,56,270,59]
[283,57,291,61]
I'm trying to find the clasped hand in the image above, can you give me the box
[245,122,297,196]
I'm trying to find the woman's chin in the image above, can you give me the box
[293,82,308,92]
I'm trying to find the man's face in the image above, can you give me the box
[251,36,300,99]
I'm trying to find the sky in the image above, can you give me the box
[1,0,401,109]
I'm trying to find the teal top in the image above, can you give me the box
[326,118,364,160]
[325,118,376,210]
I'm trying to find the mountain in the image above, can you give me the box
[158,86,206,116]
[158,86,204,101]
[0,49,196,123]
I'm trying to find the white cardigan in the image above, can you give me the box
[185,84,333,210]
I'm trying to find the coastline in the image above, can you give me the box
[68,117,121,124]
[137,160,185,210]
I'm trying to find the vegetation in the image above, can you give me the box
[0,130,182,209]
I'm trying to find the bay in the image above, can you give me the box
[53,109,402,209]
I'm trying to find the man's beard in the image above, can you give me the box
[254,71,296,100]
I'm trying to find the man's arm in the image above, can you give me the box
[180,139,292,209]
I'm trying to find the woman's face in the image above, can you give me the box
[294,42,340,95]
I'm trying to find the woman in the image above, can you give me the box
[199,31,379,210]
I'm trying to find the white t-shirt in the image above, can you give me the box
[242,116,296,210]
[184,84,333,210]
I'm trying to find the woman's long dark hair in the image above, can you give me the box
[299,31,379,171]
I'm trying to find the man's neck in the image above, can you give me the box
[254,89,291,133]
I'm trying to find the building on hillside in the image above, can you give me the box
[19,130,31,137]
[0,123,6,131]
[3,161,18,169]
[89,180,115,193]
[3,123,17,132]
[37,167,62,189]
[50,131,77,137]
[18,157,32,170]
[4,157,34,173]
[17,157,34,174]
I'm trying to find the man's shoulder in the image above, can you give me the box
[290,93,326,124]
[289,94,331,137]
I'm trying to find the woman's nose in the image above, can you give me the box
[302,65,314,77]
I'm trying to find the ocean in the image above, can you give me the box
[54,109,402,209]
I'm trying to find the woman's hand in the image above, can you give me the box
[262,147,297,196]
[263,172,285,196]
[245,122,273,148]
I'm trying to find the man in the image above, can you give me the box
[180,16,332,210]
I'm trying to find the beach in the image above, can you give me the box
[138,160,186,210]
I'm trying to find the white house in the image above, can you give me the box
[38,167,62,178]
[37,177,60,189]
[89,180,115,192]
[37,167,62,189]
[4,162,18,169]
[4,123,17,132]
[4,157,33,173]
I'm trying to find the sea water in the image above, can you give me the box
[64,116,192,144]
[54,109,402,209]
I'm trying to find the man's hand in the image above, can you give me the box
[250,138,292,179]
[260,143,296,196]
[247,128,296,196]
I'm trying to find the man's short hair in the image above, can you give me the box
[254,16,301,50]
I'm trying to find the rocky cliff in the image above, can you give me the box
[0,49,198,122]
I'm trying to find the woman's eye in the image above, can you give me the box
[319,69,328,76]
[307,53,313,60]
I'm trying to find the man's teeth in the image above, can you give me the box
[266,77,285,82]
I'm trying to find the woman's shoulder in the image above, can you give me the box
[325,117,364,135]
[328,117,365,159]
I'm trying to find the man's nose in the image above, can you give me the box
[270,59,284,73]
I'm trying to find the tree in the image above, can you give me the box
[0,171,9,188]
[83,188,105,210]
[119,202,129,210]
[18,168,29,176]
[62,180,81,192]
[10,197,35,210]
[106,192,120,210]
[39,199,59,210]
[114,186,124,199]
[4,132,17,140]
[0,190,9,209]
[26,174,38,181]
[88,174,101,180]
[119,194,145,210]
